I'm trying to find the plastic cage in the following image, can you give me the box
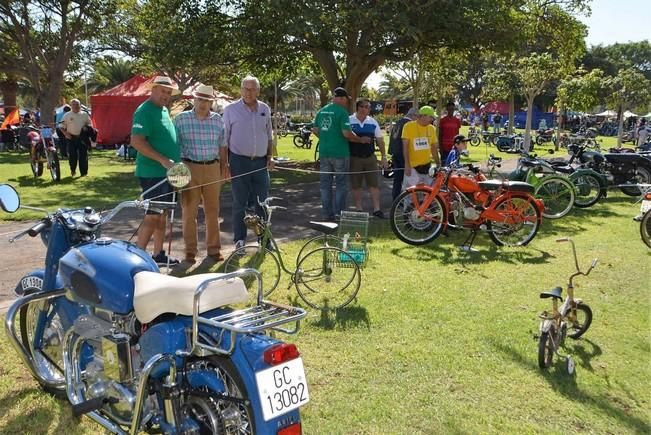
[337,211,369,266]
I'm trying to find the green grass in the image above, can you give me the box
[0,135,648,434]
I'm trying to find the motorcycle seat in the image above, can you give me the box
[133,271,248,323]
[478,180,535,193]
[539,286,563,301]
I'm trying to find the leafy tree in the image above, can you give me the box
[0,0,119,123]
[605,68,651,147]
[583,41,651,80]
[377,73,411,101]
[482,55,520,134]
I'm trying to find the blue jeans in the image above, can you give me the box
[229,153,269,242]
[391,152,405,201]
[319,156,349,218]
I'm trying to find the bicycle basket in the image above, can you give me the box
[244,214,265,236]
[338,211,369,266]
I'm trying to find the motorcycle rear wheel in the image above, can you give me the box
[390,189,445,245]
[184,357,255,435]
[470,136,480,147]
[292,135,304,148]
[619,166,651,196]
[487,195,540,246]
[30,160,44,177]
[571,173,602,208]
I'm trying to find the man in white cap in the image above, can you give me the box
[389,107,418,200]
[174,84,227,265]
[130,75,181,265]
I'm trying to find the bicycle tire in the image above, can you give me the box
[390,188,445,245]
[296,234,344,267]
[570,173,601,208]
[538,329,555,369]
[534,176,575,219]
[641,208,651,249]
[294,247,361,310]
[222,245,281,297]
[566,302,592,339]
[487,195,540,246]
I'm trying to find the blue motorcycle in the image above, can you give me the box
[0,166,309,435]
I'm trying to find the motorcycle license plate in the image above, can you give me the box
[256,357,309,421]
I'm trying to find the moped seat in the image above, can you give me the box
[309,221,338,234]
[133,272,248,323]
[539,286,563,301]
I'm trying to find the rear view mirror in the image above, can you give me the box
[0,184,20,213]
[166,162,191,188]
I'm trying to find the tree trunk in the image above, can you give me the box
[524,95,534,153]
[554,105,562,151]
[616,102,624,148]
[0,77,18,113]
[508,93,515,135]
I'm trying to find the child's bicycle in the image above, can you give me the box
[535,237,597,374]
[222,197,362,310]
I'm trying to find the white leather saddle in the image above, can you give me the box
[133,271,249,323]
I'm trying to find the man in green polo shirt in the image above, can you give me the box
[130,75,181,264]
[312,87,371,220]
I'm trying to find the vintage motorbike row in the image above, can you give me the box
[0,163,310,435]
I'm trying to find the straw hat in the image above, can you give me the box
[192,84,216,100]
[146,76,181,95]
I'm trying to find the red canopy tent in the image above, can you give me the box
[90,74,157,145]
[481,101,510,115]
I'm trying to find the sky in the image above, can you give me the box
[364,0,651,89]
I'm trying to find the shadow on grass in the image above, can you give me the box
[492,341,649,434]
[0,388,72,434]
[308,305,371,331]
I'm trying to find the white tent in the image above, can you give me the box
[642,112,651,118]
[594,110,617,117]
[623,110,638,118]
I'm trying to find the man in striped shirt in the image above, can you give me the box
[174,85,228,264]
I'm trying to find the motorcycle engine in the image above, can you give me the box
[72,311,145,424]
[450,194,464,226]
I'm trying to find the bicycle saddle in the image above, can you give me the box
[539,286,563,301]
[309,221,338,234]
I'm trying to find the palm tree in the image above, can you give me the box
[377,73,412,100]
[85,57,136,94]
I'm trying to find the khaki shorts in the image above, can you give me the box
[350,155,379,189]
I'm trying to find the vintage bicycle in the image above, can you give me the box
[222,197,362,310]
[536,237,597,374]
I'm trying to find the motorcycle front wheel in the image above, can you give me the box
[30,160,44,177]
[48,151,61,182]
[534,176,575,219]
[390,189,445,245]
[292,135,304,148]
[487,195,540,246]
[184,357,255,435]
[641,209,651,249]
[470,136,480,147]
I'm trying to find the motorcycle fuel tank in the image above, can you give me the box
[59,238,159,314]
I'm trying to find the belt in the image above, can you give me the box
[182,158,218,165]
[231,153,267,160]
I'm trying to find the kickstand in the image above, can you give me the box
[459,230,479,252]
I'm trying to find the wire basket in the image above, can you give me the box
[338,211,369,266]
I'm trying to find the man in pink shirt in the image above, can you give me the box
[438,102,461,163]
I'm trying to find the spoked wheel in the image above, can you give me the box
[30,159,44,177]
[314,141,320,170]
[538,329,555,369]
[293,135,305,148]
[19,299,66,396]
[487,196,540,246]
[566,302,593,339]
[184,358,255,435]
[641,209,651,249]
[619,167,651,196]
[390,188,445,245]
[294,247,361,310]
[534,176,575,219]
[470,136,480,147]
[570,173,601,208]
[48,151,61,182]
[222,245,281,297]
[296,234,344,266]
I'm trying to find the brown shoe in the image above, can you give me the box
[184,256,196,265]
[208,253,225,262]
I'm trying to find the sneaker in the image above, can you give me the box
[633,214,643,222]
[234,240,246,250]
[152,250,180,265]
[258,237,275,251]
[372,210,387,219]
[183,256,196,265]
[208,253,225,262]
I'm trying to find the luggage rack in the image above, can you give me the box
[190,269,307,356]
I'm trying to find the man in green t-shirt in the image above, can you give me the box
[312,87,371,220]
[130,75,181,264]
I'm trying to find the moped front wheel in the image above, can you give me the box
[566,302,593,339]
[487,196,540,246]
[292,135,304,148]
[390,189,445,245]
[470,136,480,147]
[570,173,601,208]
[538,329,555,369]
[534,176,575,219]
[222,245,281,297]
[184,357,255,434]
[641,209,651,249]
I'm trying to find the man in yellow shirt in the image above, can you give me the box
[401,106,440,188]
